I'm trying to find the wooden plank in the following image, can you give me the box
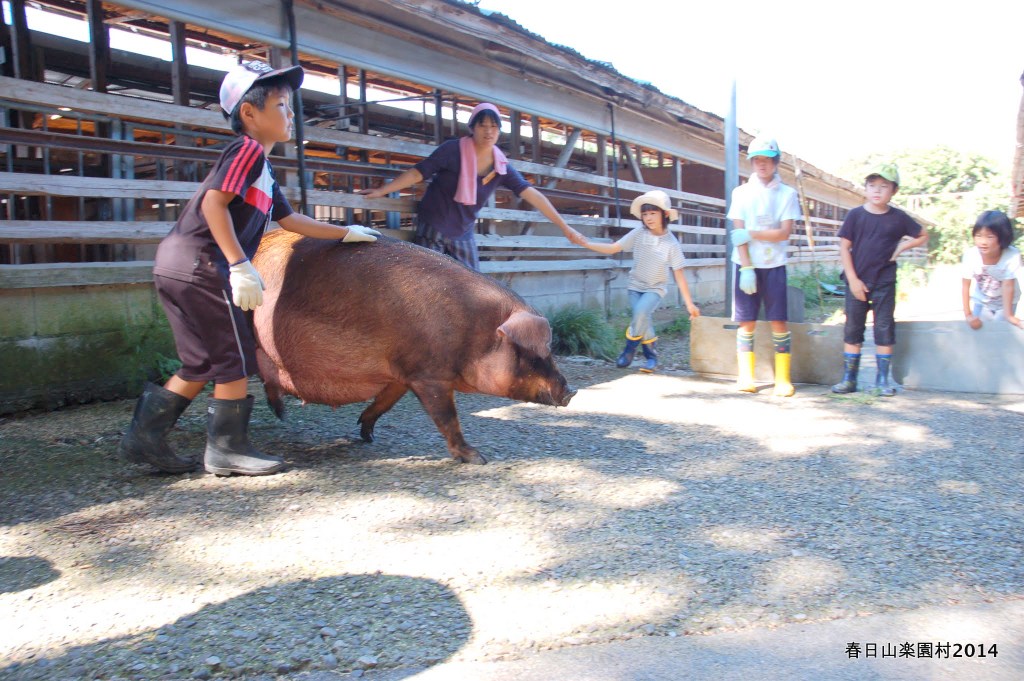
[0,172,198,199]
[0,75,227,130]
[476,234,610,248]
[480,259,624,274]
[0,262,155,288]
[0,221,173,243]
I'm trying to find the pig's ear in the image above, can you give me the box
[497,311,552,357]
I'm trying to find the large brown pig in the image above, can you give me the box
[251,230,576,464]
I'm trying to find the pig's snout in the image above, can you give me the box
[533,385,576,407]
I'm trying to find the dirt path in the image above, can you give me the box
[3,346,1023,679]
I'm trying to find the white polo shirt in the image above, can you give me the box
[727,175,801,268]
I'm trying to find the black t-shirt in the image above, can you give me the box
[153,135,293,289]
[837,205,922,287]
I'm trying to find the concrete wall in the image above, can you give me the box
[0,264,728,414]
[0,284,175,414]
[500,264,726,316]
[893,320,1024,394]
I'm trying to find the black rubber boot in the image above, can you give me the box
[120,383,197,473]
[639,340,658,373]
[204,396,285,476]
[830,353,860,394]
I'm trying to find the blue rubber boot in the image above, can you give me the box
[616,333,643,368]
[874,354,896,397]
[830,353,860,394]
[640,340,658,373]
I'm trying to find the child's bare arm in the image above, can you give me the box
[672,267,700,317]
[748,219,794,243]
[277,213,379,242]
[891,227,929,260]
[962,278,981,329]
[202,189,246,265]
[577,238,621,255]
[1002,278,1021,327]
[839,237,867,301]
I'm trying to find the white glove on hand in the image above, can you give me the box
[730,228,752,246]
[739,266,757,295]
[342,225,381,243]
[228,259,264,311]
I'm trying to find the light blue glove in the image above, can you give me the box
[730,228,752,246]
[342,225,381,243]
[739,266,757,295]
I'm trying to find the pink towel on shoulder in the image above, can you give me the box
[455,136,508,206]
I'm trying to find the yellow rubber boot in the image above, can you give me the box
[736,351,757,392]
[773,352,795,397]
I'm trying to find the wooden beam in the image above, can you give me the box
[509,110,521,160]
[622,142,644,185]
[169,21,190,106]
[543,127,583,189]
[0,261,155,288]
[8,0,33,81]
[531,115,541,162]
[86,0,110,93]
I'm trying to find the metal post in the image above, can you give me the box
[724,80,738,313]
[607,103,620,226]
[284,0,309,215]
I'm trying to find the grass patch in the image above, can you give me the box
[547,305,618,360]
[789,267,845,322]
[827,391,880,405]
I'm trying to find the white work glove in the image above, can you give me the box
[738,266,757,295]
[341,225,381,243]
[228,259,264,311]
[730,228,752,246]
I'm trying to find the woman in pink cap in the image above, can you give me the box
[361,102,585,270]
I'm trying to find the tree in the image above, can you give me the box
[839,147,1013,263]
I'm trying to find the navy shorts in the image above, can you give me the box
[154,274,257,383]
[843,280,896,347]
[414,220,480,271]
[733,265,788,322]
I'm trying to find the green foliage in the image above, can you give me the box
[155,353,183,383]
[839,146,1015,265]
[547,305,618,360]
[788,267,844,318]
[659,315,691,335]
[896,261,929,301]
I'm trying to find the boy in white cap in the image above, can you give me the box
[727,136,802,396]
[831,164,927,396]
[577,190,700,372]
[120,61,380,477]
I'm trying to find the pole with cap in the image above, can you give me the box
[724,80,738,313]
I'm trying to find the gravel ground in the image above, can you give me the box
[2,320,1023,680]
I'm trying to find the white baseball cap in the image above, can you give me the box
[747,136,780,159]
[219,61,304,117]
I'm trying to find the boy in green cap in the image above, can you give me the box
[831,164,928,396]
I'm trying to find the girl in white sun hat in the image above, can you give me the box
[577,190,700,372]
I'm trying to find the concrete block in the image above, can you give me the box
[893,320,1024,394]
[34,286,128,336]
[690,316,845,385]
[124,283,158,326]
[0,289,36,339]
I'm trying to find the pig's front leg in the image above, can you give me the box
[408,380,487,465]
[358,382,408,442]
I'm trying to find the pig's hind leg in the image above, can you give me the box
[357,382,408,443]
[408,381,487,465]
